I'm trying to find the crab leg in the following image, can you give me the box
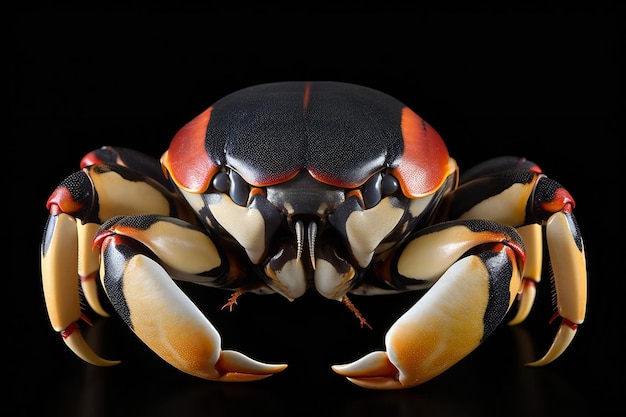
[41,213,119,366]
[446,156,546,326]
[333,220,525,389]
[42,154,201,366]
[439,158,586,366]
[94,214,287,381]
[507,223,542,325]
[527,210,586,366]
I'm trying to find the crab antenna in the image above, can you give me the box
[308,221,318,270]
[295,220,304,262]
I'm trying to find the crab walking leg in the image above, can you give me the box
[95,215,287,381]
[41,213,119,366]
[333,220,525,389]
[508,223,543,325]
[527,211,586,366]
[440,164,587,365]
[77,222,110,317]
[44,161,200,323]
[76,148,183,316]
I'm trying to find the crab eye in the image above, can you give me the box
[362,173,383,208]
[211,170,250,206]
[212,172,230,192]
[381,173,399,195]
[228,170,250,206]
[361,172,400,209]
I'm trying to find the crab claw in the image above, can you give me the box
[332,351,400,389]
[41,213,119,366]
[526,211,586,366]
[61,322,120,366]
[95,215,287,381]
[334,243,524,389]
[100,248,286,381]
[333,257,493,389]
[216,351,287,382]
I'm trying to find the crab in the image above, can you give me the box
[41,81,587,389]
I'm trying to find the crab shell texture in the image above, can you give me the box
[161,81,456,301]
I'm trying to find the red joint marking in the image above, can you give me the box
[48,203,61,216]
[80,271,98,283]
[562,316,579,330]
[541,187,576,214]
[61,322,79,339]
[342,295,372,330]
[46,187,82,215]
[80,313,94,326]
[505,238,527,269]
[548,312,579,330]
[523,278,538,289]
[549,311,559,324]
[80,151,104,169]
[561,202,574,214]
[92,230,120,251]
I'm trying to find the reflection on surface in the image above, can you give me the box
[26,289,595,417]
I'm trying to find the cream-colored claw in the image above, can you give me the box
[42,213,120,366]
[525,211,587,366]
[103,252,287,382]
[41,214,81,333]
[334,256,503,389]
[332,351,402,390]
[63,326,120,366]
[526,322,577,367]
[215,351,287,382]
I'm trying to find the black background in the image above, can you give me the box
[12,4,623,417]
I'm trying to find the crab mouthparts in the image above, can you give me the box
[260,172,358,301]
[295,219,318,270]
[263,216,356,302]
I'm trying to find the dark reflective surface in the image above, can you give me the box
[15,289,620,416]
[13,6,622,417]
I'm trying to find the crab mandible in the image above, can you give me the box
[41,81,586,389]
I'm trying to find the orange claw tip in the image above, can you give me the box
[214,350,287,382]
[62,330,120,367]
[525,322,577,367]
